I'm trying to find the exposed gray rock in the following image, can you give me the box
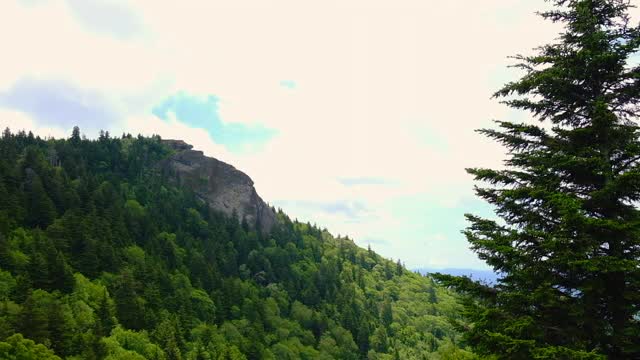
[160,140,276,233]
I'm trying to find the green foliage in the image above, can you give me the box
[0,333,61,360]
[103,326,165,359]
[0,270,16,300]
[437,0,640,359]
[0,129,471,359]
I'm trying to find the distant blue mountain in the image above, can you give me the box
[413,267,500,284]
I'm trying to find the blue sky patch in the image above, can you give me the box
[152,92,277,153]
[279,80,297,89]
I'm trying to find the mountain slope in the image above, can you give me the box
[0,129,474,359]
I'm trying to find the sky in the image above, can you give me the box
[2,0,638,270]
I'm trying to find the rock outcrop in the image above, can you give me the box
[160,140,276,233]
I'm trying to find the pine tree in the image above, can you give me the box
[153,318,183,360]
[437,1,640,358]
[95,290,115,336]
[70,126,81,145]
[114,271,145,330]
[48,251,75,293]
[427,286,437,304]
[356,319,370,356]
[381,299,393,329]
[29,251,50,291]
[18,292,50,345]
[48,300,71,357]
[395,259,403,276]
[25,174,57,229]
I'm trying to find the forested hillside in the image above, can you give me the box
[0,128,473,359]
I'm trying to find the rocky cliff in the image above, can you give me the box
[160,140,276,233]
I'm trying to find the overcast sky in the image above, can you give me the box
[2,0,638,269]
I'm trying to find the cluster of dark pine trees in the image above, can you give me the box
[438,0,640,359]
[0,127,472,359]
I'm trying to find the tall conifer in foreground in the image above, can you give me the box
[436,0,640,358]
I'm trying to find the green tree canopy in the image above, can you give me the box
[436,0,640,358]
[0,333,61,360]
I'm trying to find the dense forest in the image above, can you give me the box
[0,128,474,359]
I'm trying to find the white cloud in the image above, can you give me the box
[0,1,166,97]
[0,109,67,139]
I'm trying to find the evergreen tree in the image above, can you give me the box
[153,318,183,360]
[29,252,50,291]
[25,174,57,229]
[70,126,81,145]
[427,286,437,304]
[18,292,50,345]
[395,259,403,276]
[437,0,640,358]
[356,318,371,355]
[47,301,70,357]
[95,290,115,336]
[381,299,393,329]
[113,271,145,330]
[48,248,75,293]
